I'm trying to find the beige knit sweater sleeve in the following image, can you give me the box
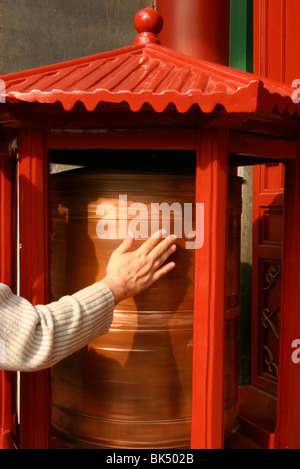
[0,282,114,372]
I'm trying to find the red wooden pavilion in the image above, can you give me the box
[1,5,300,449]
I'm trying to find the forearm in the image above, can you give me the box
[0,282,114,372]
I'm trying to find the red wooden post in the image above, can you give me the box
[275,144,300,449]
[17,128,51,449]
[0,135,16,449]
[0,135,17,449]
[191,128,228,449]
[0,156,14,449]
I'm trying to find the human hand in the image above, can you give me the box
[102,230,177,305]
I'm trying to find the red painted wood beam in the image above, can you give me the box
[229,131,297,160]
[47,128,198,150]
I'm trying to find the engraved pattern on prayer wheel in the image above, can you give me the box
[50,165,241,448]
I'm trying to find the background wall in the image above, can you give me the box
[0,0,150,74]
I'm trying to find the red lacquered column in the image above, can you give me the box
[191,128,229,449]
[0,139,17,449]
[275,141,300,449]
[18,128,51,449]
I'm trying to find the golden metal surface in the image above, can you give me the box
[50,169,242,448]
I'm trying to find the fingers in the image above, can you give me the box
[152,242,177,270]
[151,261,176,284]
[148,233,177,262]
[115,232,135,254]
[138,229,167,255]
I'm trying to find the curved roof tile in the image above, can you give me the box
[1,43,299,115]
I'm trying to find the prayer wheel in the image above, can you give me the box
[50,156,241,448]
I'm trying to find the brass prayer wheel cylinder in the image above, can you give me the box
[50,166,241,448]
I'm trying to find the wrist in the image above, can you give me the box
[102,276,126,305]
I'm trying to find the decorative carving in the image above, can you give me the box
[263,264,281,291]
[263,345,279,377]
[262,305,280,340]
[261,264,281,380]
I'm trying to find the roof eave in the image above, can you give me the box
[1,42,299,118]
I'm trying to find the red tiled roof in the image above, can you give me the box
[1,42,299,115]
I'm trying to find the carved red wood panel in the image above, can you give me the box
[252,0,300,400]
[252,163,285,395]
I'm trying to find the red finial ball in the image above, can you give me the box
[134,7,163,45]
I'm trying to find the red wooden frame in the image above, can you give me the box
[251,0,300,448]
[17,129,51,449]
[48,127,230,449]
[252,163,284,395]
[0,117,297,450]
[47,129,198,151]
[0,0,300,450]
[275,144,300,449]
[14,125,295,449]
[191,128,229,449]
[0,133,17,449]
[18,127,203,448]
